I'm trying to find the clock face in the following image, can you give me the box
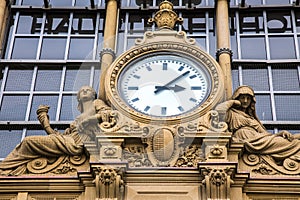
[117,54,211,117]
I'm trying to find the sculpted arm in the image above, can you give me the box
[215,99,241,114]
[36,105,58,135]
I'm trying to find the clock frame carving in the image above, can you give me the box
[105,38,225,124]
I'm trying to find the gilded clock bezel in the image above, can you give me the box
[105,41,224,124]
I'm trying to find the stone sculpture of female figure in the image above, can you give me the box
[216,85,300,164]
[0,86,111,176]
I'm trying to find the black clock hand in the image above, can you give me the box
[154,85,186,92]
[154,71,190,94]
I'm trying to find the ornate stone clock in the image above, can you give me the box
[102,1,227,167]
[105,36,224,125]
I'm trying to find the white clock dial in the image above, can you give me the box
[118,54,210,117]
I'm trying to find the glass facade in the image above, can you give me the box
[0,0,299,159]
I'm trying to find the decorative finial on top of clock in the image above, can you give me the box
[148,0,183,30]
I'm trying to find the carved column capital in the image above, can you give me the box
[216,47,233,62]
[100,48,116,60]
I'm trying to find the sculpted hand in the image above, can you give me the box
[277,130,294,141]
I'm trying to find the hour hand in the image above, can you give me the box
[154,85,186,94]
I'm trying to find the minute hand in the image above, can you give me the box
[154,71,190,94]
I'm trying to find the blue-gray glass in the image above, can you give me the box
[0,130,23,158]
[44,15,70,35]
[5,69,33,91]
[69,38,94,59]
[64,67,91,91]
[240,37,266,59]
[93,67,101,92]
[230,35,237,59]
[242,67,269,91]
[11,37,39,59]
[116,32,125,56]
[194,37,206,52]
[0,95,28,121]
[17,14,43,34]
[21,0,44,6]
[275,95,300,121]
[75,0,99,6]
[49,0,72,6]
[267,12,292,33]
[127,37,137,50]
[181,14,206,34]
[209,31,216,58]
[265,0,290,5]
[97,32,104,59]
[40,38,66,59]
[60,95,80,120]
[269,36,296,59]
[255,94,273,121]
[29,95,59,121]
[127,14,152,34]
[72,15,96,35]
[26,130,47,136]
[231,68,239,91]
[4,22,14,59]
[280,129,300,134]
[239,12,264,34]
[295,12,300,33]
[34,68,62,91]
[272,67,300,91]
[246,0,262,5]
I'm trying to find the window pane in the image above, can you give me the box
[93,67,101,91]
[40,38,66,59]
[126,14,152,34]
[35,68,62,91]
[0,130,23,158]
[21,0,43,6]
[255,94,273,121]
[246,0,263,5]
[29,95,59,121]
[240,37,266,59]
[265,0,290,5]
[231,68,239,90]
[275,95,300,121]
[269,36,296,59]
[242,66,269,90]
[60,95,79,120]
[12,37,39,59]
[64,67,91,91]
[267,12,292,33]
[49,0,72,6]
[69,38,94,59]
[44,14,70,35]
[182,14,206,34]
[239,12,264,34]
[26,130,47,136]
[272,67,300,91]
[17,14,43,34]
[0,95,28,121]
[5,68,33,91]
[72,15,96,34]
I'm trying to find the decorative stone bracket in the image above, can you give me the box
[92,165,125,200]
[199,163,236,200]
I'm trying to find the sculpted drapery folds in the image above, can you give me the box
[216,85,300,164]
[0,86,112,176]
